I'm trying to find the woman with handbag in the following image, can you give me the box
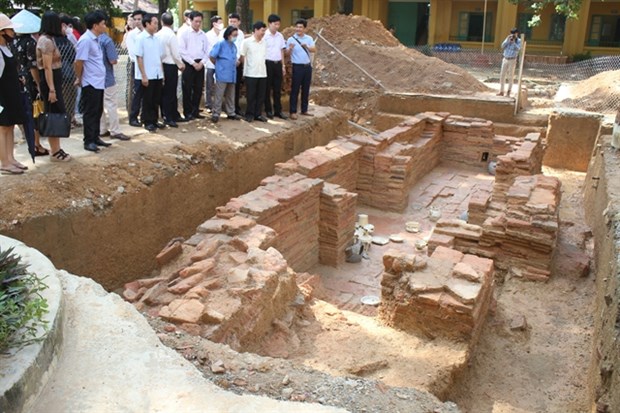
[0,14,27,175]
[36,11,71,162]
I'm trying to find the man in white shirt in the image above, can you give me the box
[240,21,267,122]
[178,11,208,120]
[227,12,244,115]
[264,14,287,120]
[136,13,165,132]
[176,9,192,38]
[204,15,223,112]
[157,12,185,127]
[126,9,145,126]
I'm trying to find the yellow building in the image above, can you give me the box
[179,0,620,56]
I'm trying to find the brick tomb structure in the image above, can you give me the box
[124,113,557,349]
[379,246,495,342]
[430,133,562,281]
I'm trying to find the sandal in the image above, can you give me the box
[34,145,50,157]
[50,149,72,162]
[12,161,28,170]
[0,165,24,175]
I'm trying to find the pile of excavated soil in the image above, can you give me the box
[558,70,620,112]
[284,15,489,94]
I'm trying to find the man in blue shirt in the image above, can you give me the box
[136,13,165,132]
[498,27,521,97]
[209,26,241,122]
[99,31,130,141]
[75,10,108,152]
[286,19,316,120]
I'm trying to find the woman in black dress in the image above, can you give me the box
[36,11,71,162]
[0,13,27,175]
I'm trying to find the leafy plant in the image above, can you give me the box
[0,247,49,353]
[571,51,592,62]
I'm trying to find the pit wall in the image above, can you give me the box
[583,136,620,412]
[311,88,549,127]
[2,112,349,291]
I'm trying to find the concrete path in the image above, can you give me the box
[27,271,346,413]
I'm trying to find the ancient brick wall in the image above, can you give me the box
[379,247,495,342]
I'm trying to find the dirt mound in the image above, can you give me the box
[284,14,489,94]
[559,70,620,112]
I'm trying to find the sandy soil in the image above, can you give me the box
[283,15,490,95]
[449,167,595,413]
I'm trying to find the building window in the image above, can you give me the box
[292,9,314,23]
[549,13,566,42]
[517,13,533,40]
[457,12,493,42]
[588,15,620,47]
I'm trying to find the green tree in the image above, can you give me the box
[0,0,118,19]
[226,0,250,32]
[508,0,582,26]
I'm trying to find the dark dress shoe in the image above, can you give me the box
[165,120,178,128]
[129,119,141,127]
[184,115,195,121]
[155,122,166,129]
[245,116,253,122]
[84,143,100,152]
[145,124,157,132]
[276,112,289,120]
[255,115,268,122]
[266,112,274,119]
[95,138,112,147]
[227,114,241,120]
[211,115,219,123]
[100,131,111,137]
[111,133,131,141]
[195,114,206,119]
[176,117,189,123]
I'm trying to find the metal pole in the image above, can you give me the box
[481,0,487,54]
[514,35,526,115]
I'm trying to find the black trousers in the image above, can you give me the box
[290,64,312,114]
[82,85,104,145]
[141,79,163,126]
[130,79,144,122]
[244,77,266,119]
[162,64,179,122]
[182,60,204,118]
[265,60,283,114]
[235,63,243,114]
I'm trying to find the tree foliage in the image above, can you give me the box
[225,0,250,32]
[0,0,119,18]
[509,0,582,26]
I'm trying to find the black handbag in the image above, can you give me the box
[38,112,71,138]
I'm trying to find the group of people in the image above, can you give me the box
[0,9,129,173]
[123,9,316,128]
[0,8,317,175]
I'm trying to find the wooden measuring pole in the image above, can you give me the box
[514,34,527,115]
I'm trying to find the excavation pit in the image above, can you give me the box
[0,95,611,412]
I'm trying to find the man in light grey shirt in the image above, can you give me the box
[74,10,108,152]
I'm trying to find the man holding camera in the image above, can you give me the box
[498,28,521,97]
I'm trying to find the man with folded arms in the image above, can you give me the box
[178,11,208,121]
[135,13,165,132]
